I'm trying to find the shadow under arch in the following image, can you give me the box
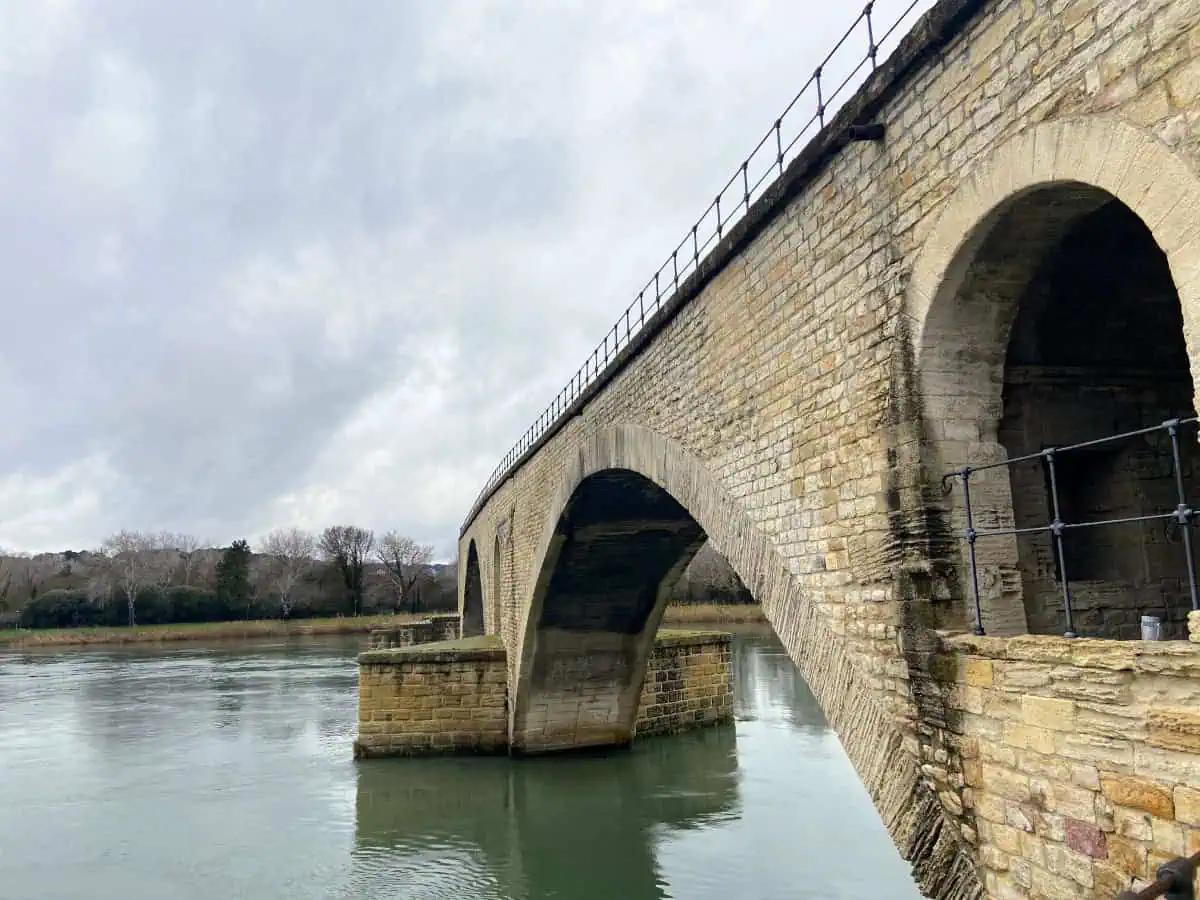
[907,115,1200,639]
[461,540,484,638]
[508,424,977,899]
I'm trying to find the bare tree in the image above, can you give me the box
[375,532,434,613]
[319,526,374,616]
[101,530,163,626]
[259,527,315,618]
[164,533,204,586]
[0,551,18,617]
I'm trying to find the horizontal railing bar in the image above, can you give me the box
[947,417,1200,478]
[971,511,1182,539]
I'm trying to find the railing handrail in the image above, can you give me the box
[943,416,1200,638]
[1115,851,1198,899]
[461,0,925,530]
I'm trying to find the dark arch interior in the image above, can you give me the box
[998,196,1199,638]
[462,541,484,637]
[536,469,707,634]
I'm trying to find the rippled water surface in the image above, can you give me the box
[0,627,921,899]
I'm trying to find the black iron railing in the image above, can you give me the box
[942,417,1200,638]
[1115,852,1198,900]
[466,1,924,520]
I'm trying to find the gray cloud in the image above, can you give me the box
[0,0,934,557]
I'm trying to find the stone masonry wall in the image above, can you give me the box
[634,631,734,738]
[459,0,1200,896]
[932,633,1200,898]
[354,637,508,759]
[355,631,732,758]
[366,614,461,651]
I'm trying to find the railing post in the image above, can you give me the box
[1166,419,1200,612]
[958,468,986,636]
[1044,449,1078,638]
[865,2,878,70]
[815,66,825,127]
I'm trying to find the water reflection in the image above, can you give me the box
[352,726,740,899]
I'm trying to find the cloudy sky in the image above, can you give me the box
[0,0,934,559]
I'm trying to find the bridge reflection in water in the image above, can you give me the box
[350,629,922,899]
[353,725,739,899]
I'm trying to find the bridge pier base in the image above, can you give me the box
[354,630,733,759]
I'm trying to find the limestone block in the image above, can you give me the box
[1176,786,1200,826]
[1100,774,1175,819]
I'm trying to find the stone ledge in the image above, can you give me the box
[653,629,734,648]
[358,635,506,665]
[938,630,1200,674]
[1190,610,1199,643]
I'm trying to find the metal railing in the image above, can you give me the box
[1115,852,1198,899]
[943,417,1200,638]
[466,0,924,520]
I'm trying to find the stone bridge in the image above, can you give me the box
[455,0,1200,897]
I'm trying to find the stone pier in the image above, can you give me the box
[366,613,461,650]
[353,629,733,759]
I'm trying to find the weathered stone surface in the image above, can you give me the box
[1176,786,1200,827]
[354,630,733,759]
[1100,774,1175,820]
[1189,610,1199,643]
[1064,819,1107,860]
[1146,708,1200,754]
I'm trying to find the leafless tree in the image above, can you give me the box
[0,550,18,616]
[162,532,204,586]
[375,531,434,613]
[101,530,165,626]
[260,527,315,618]
[319,526,374,616]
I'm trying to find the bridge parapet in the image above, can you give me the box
[932,633,1200,899]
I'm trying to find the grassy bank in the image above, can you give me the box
[0,613,424,649]
[0,603,765,650]
[660,603,766,625]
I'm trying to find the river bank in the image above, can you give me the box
[0,603,765,649]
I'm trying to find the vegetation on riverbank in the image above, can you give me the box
[660,603,766,625]
[0,613,422,648]
[0,603,764,649]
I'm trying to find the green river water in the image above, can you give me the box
[0,626,922,899]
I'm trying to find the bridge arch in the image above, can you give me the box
[908,114,1200,639]
[509,424,976,897]
[461,539,485,638]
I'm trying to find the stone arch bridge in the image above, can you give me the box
[455,1,1200,897]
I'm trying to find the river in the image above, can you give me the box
[0,626,922,899]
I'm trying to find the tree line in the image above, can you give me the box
[0,531,755,631]
[0,526,453,630]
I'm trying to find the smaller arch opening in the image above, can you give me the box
[922,181,1200,639]
[462,541,485,638]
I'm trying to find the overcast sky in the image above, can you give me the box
[0,0,934,559]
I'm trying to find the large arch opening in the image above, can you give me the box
[511,468,706,754]
[919,182,1200,639]
[462,540,485,638]
[500,425,977,898]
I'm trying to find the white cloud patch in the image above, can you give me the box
[0,0,935,557]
